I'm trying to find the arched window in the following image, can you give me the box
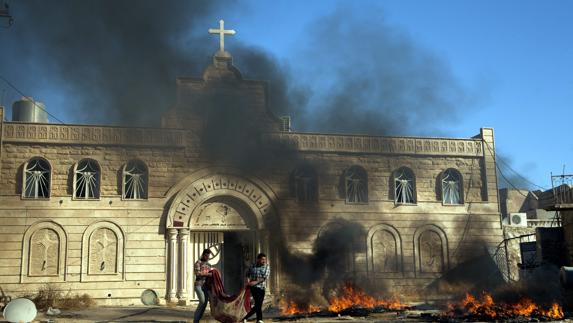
[441,168,463,205]
[344,166,368,203]
[290,165,318,202]
[122,160,148,200]
[393,167,416,204]
[22,157,51,199]
[73,159,100,199]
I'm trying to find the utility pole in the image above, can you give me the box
[0,1,14,28]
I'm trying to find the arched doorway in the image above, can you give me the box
[188,196,260,297]
[164,172,276,304]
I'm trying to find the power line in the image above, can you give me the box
[0,75,66,124]
[487,142,548,191]
[484,141,539,200]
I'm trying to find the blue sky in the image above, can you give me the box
[0,0,571,191]
[218,0,573,190]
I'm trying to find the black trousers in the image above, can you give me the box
[244,287,265,321]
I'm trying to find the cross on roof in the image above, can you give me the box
[208,19,236,53]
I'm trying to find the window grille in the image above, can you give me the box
[345,166,368,203]
[74,159,100,199]
[123,160,148,200]
[292,166,317,201]
[394,168,416,204]
[442,169,462,204]
[24,158,50,198]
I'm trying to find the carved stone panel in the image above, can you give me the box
[192,202,248,230]
[2,123,185,147]
[29,229,59,276]
[371,230,398,273]
[88,228,118,275]
[265,132,483,157]
[418,231,444,273]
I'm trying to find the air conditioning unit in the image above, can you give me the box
[509,213,528,227]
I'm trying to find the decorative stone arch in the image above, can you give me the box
[166,170,278,229]
[21,220,68,283]
[81,220,125,282]
[413,224,449,276]
[367,224,403,276]
[164,168,279,304]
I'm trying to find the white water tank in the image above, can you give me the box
[11,97,48,123]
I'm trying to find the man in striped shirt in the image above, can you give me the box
[193,249,213,323]
[242,253,270,323]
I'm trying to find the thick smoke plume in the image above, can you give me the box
[0,0,222,124]
[1,2,475,137]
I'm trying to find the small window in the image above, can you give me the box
[122,160,148,200]
[23,157,51,199]
[74,159,100,199]
[394,167,416,204]
[290,165,318,202]
[442,169,463,205]
[345,166,368,203]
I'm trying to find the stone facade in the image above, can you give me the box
[0,52,504,305]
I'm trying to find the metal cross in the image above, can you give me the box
[208,19,236,53]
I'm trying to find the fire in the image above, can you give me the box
[280,283,406,316]
[449,292,564,320]
[328,284,405,313]
[279,299,321,315]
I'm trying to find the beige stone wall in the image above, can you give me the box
[0,199,167,305]
[0,143,190,197]
[0,105,503,304]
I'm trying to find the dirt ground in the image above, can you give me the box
[1,306,572,323]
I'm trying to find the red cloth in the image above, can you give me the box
[207,269,252,323]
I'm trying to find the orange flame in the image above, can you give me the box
[280,283,406,316]
[328,284,405,313]
[279,299,321,315]
[449,292,564,320]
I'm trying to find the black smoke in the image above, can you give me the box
[495,152,538,190]
[0,2,478,138]
[0,0,225,124]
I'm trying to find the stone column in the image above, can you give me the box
[177,228,190,304]
[166,228,178,301]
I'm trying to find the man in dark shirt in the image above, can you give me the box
[242,253,270,323]
[193,249,212,323]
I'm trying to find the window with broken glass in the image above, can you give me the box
[441,169,463,205]
[74,159,100,199]
[23,157,51,199]
[123,160,148,200]
[345,166,368,203]
[394,167,416,204]
[291,166,318,202]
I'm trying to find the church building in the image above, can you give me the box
[0,22,504,306]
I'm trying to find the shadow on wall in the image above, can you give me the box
[425,246,506,299]
[267,217,370,305]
